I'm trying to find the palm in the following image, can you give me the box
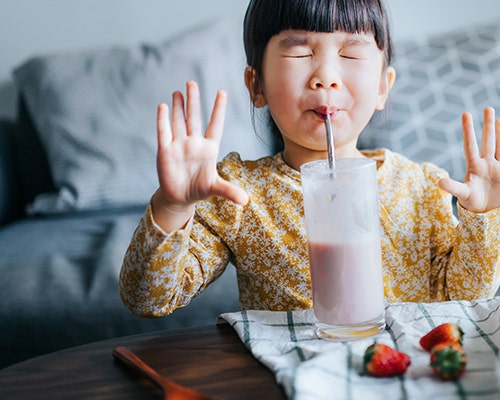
[157,134,222,205]
[439,107,500,213]
[458,157,500,212]
[155,81,248,210]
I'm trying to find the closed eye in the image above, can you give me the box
[339,38,372,60]
[340,54,363,60]
[279,33,312,59]
[287,53,312,58]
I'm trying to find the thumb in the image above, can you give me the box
[212,177,249,206]
[438,178,471,202]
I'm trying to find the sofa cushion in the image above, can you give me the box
[360,20,500,181]
[13,16,270,214]
[0,207,239,367]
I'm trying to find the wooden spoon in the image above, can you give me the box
[112,346,213,400]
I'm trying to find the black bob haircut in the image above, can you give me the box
[244,0,393,71]
[243,0,393,151]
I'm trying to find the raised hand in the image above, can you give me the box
[151,81,249,232]
[438,107,500,213]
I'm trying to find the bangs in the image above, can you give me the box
[281,0,379,35]
[244,0,392,66]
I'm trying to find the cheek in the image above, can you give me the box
[350,73,384,106]
[262,59,305,94]
[263,73,300,111]
[263,78,287,101]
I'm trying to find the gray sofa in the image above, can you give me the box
[1,16,499,369]
[0,17,272,369]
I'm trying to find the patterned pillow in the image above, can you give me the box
[359,21,500,181]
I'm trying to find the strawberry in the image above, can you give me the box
[363,343,411,377]
[430,342,467,380]
[419,323,463,351]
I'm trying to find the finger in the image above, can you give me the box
[212,176,249,206]
[438,177,471,203]
[205,90,228,142]
[186,81,203,136]
[171,91,187,139]
[462,112,479,165]
[157,103,172,148]
[496,118,500,160]
[481,106,496,158]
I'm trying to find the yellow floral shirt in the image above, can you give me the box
[119,149,500,317]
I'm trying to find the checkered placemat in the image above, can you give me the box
[219,298,500,400]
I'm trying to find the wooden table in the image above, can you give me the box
[0,322,286,399]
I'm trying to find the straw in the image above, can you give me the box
[324,114,336,175]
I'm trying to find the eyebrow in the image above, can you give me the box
[341,36,372,47]
[278,34,309,48]
[278,32,374,49]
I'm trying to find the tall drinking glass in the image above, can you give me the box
[301,158,385,341]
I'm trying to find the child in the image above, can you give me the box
[119,0,500,317]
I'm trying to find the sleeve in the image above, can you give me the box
[118,202,231,318]
[424,163,500,300]
[446,205,500,299]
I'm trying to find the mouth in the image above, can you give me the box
[313,106,339,120]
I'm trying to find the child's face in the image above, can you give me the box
[247,29,395,167]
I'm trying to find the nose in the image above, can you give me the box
[309,65,342,90]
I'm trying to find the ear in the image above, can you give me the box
[245,66,267,108]
[375,66,396,111]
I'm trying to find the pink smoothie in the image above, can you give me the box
[308,239,385,326]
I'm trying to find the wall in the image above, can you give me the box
[1,0,500,119]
